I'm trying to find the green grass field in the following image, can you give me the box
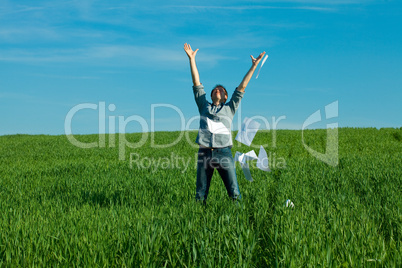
[0,128,401,267]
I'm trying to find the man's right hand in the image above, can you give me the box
[184,43,199,60]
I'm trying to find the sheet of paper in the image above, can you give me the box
[207,117,230,135]
[240,162,253,182]
[255,54,268,79]
[234,151,242,163]
[244,150,258,162]
[235,117,261,146]
[235,150,257,182]
[285,199,295,208]
[257,146,270,172]
[235,150,257,164]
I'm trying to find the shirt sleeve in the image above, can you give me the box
[193,84,208,113]
[227,88,245,114]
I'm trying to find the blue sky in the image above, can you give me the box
[0,0,401,135]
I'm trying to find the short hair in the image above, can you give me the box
[210,84,228,100]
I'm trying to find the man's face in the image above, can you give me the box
[211,87,228,104]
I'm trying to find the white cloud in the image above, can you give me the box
[0,45,233,67]
[166,0,379,13]
[213,0,375,4]
[0,27,62,42]
[167,5,336,12]
[0,4,46,15]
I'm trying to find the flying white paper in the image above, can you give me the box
[240,162,253,182]
[207,117,230,135]
[255,54,269,79]
[244,150,258,162]
[235,117,261,146]
[235,150,257,164]
[235,150,258,182]
[257,146,270,172]
[234,151,242,163]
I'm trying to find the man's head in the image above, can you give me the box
[211,84,228,104]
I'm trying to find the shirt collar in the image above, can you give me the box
[212,102,223,108]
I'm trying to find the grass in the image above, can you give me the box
[0,128,401,267]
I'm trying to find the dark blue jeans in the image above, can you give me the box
[196,147,241,201]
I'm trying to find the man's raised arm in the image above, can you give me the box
[184,43,201,86]
[236,51,266,92]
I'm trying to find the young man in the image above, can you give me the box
[183,43,265,203]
